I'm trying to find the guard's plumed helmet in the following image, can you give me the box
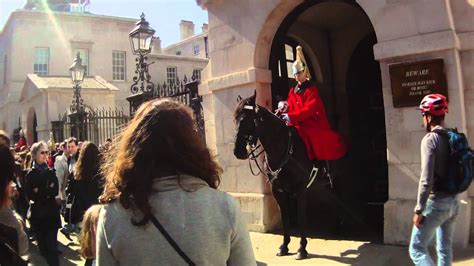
[292,46,311,79]
[418,93,448,116]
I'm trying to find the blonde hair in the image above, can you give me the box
[80,204,103,259]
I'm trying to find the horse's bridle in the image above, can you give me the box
[242,104,294,184]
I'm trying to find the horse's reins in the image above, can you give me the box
[243,104,294,184]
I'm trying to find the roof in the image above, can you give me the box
[27,74,119,91]
[148,53,209,63]
[162,31,208,50]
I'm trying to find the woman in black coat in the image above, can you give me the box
[25,141,60,266]
[66,142,103,228]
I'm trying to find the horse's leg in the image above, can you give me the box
[272,186,291,256]
[295,190,308,260]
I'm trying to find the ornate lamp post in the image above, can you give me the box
[127,12,156,116]
[69,52,87,140]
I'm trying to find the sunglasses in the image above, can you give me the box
[39,151,49,155]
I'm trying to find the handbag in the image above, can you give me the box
[149,213,195,266]
[0,229,28,266]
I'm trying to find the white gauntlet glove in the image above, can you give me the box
[278,101,288,113]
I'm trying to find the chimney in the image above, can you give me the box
[180,20,195,40]
[152,36,162,54]
[202,23,209,32]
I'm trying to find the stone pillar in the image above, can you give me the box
[375,32,471,247]
[199,67,280,232]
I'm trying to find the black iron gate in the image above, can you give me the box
[127,76,205,144]
[51,107,129,145]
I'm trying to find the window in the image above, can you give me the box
[74,49,89,76]
[112,51,126,81]
[193,44,200,55]
[34,47,49,76]
[192,69,202,81]
[166,67,177,84]
[284,44,295,79]
[176,50,182,56]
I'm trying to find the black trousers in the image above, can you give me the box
[36,228,59,266]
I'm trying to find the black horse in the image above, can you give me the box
[233,94,337,260]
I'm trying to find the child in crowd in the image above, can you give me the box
[80,204,102,266]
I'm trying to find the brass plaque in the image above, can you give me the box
[389,59,448,108]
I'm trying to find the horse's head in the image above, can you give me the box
[233,94,258,160]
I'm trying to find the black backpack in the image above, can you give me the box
[434,128,474,194]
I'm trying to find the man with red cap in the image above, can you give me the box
[278,46,346,161]
[409,93,459,266]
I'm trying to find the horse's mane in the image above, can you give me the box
[256,104,287,128]
[233,95,255,121]
[234,95,288,132]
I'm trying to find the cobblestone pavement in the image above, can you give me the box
[26,231,474,265]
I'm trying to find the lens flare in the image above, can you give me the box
[39,0,70,54]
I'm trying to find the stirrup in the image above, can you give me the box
[322,166,334,189]
[306,165,318,188]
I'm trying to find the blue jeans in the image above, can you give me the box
[409,196,459,266]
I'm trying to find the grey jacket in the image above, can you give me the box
[415,125,454,213]
[0,207,28,256]
[96,174,256,266]
[54,154,68,200]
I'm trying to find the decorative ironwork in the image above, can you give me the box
[51,107,129,144]
[128,74,206,143]
[130,54,155,95]
[126,13,205,142]
[70,83,86,113]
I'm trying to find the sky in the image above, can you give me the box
[0,0,208,46]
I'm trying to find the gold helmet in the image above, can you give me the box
[292,46,311,80]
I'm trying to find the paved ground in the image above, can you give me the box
[26,230,474,265]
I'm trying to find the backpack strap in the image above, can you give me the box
[149,213,195,266]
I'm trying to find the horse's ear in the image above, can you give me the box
[237,95,242,102]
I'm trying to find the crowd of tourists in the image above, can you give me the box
[0,131,109,265]
[0,99,257,266]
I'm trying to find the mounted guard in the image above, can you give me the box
[278,46,346,161]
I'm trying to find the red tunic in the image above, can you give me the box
[286,82,347,161]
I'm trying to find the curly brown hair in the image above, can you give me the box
[75,141,102,181]
[99,99,222,226]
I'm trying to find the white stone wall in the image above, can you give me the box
[0,10,137,135]
[199,0,474,245]
[148,55,208,82]
[365,0,473,247]
[162,35,208,59]
[0,10,210,138]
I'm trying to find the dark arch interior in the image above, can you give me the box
[269,0,388,241]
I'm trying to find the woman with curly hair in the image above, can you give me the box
[65,142,103,230]
[97,99,256,265]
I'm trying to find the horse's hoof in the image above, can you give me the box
[295,250,308,260]
[276,247,289,256]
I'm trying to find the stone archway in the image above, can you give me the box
[254,0,387,238]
